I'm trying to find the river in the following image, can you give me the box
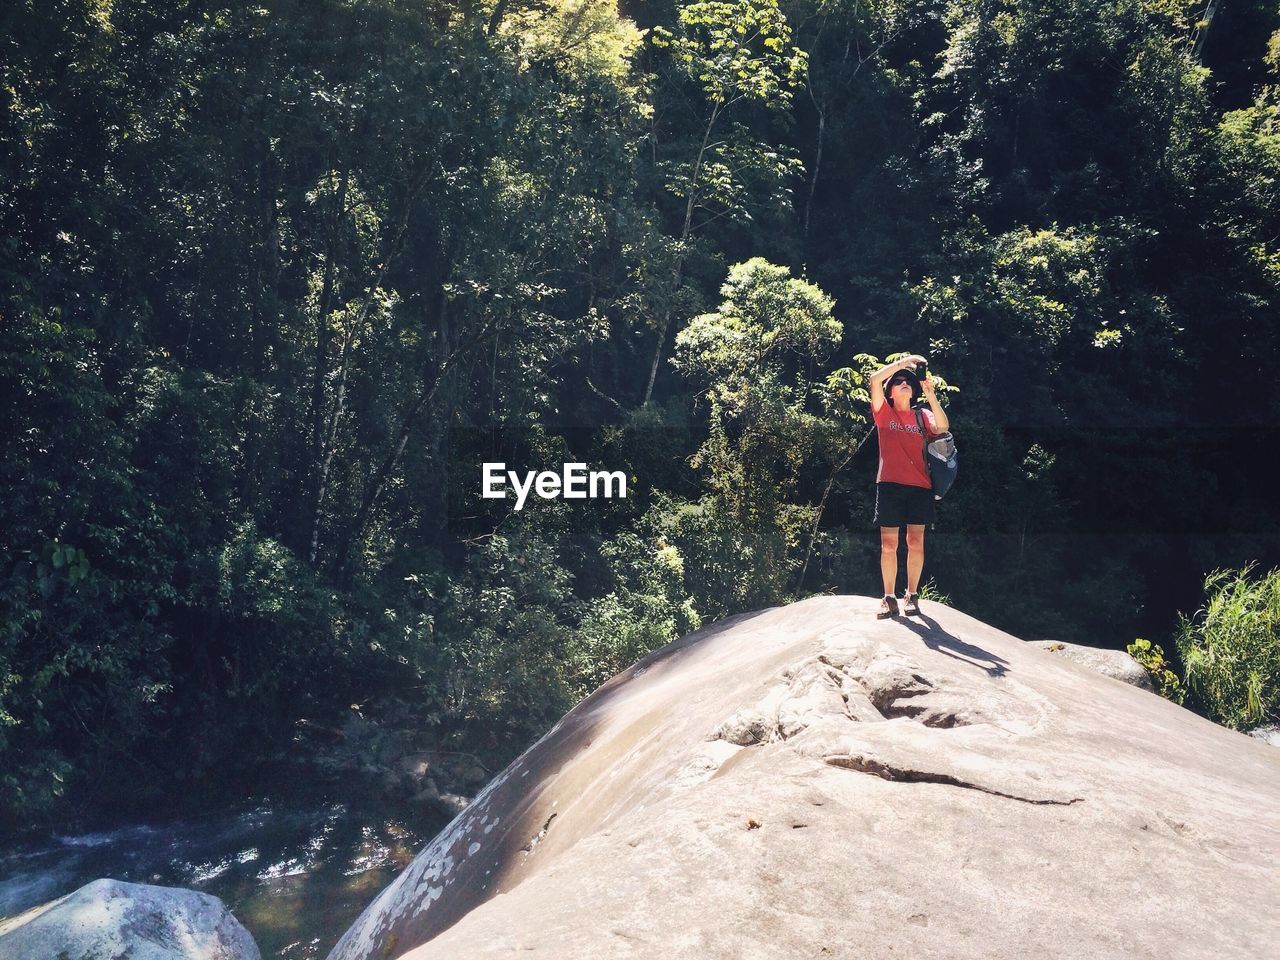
[0,794,451,958]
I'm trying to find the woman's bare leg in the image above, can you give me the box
[905,524,925,593]
[880,526,899,595]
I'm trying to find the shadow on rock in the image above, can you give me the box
[900,611,1009,678]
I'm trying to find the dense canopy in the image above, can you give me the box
[2,0,1278,832]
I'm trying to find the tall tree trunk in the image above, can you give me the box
[306,162,429,567]
[486,0,510,35]
[307,163,350,566]
[803,107,825,241]
[642,311,667,409]
[237,131,281,514]
[641,100,720,407]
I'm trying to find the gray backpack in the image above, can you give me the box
[914,408,957,500]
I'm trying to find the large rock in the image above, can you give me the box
[0,878,260,960]
[1028,639,1154,691]
[326,595,1280,960]
[1248,724,1280,747]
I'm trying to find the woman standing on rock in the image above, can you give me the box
[868,354,949,619]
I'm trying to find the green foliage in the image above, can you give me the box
[571,529,701,692]
[668,259,845,615]
[650,1,808,107]
[917,578,952,606]
[675,261,837,489]
[498,0,648,91]
[209,521,340,707]
[1126,637,1187,704]
[1173,563,1280,730]
[1213,100,1280,282]
[674,258,840,384]
[637,0,813,405]
[400,528,585,751]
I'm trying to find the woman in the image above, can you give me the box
[868,354,949,619]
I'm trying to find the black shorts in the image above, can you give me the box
[873,481,936,527]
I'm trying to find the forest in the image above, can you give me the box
[3,0,1279,836]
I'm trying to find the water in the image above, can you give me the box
[0,796,451,958]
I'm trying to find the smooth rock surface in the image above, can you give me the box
[0,877,260,960]
[1029,639,1154,691]
[327,595,1280,960]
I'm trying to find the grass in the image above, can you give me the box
[1173,562,1280,730]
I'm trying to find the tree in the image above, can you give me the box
[641,0,808,404]
[668,258,839,614]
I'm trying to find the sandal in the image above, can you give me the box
[903,592,920,616]
[876,594,899,619]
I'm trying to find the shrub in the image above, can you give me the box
[1172,563,1280,730]
[570,530,701,693]
[1126,637,1186,704]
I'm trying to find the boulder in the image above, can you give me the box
[1029,639,1154,691]
[326,595,1280,960]
[0,877,260,960]
[1247,724,1280,747]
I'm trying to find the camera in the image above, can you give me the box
[915,360,927,379]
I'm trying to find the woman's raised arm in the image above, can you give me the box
[868,354,925,409]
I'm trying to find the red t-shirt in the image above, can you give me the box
[872,400,940,489]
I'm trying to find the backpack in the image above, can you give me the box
[914,408,958,501]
